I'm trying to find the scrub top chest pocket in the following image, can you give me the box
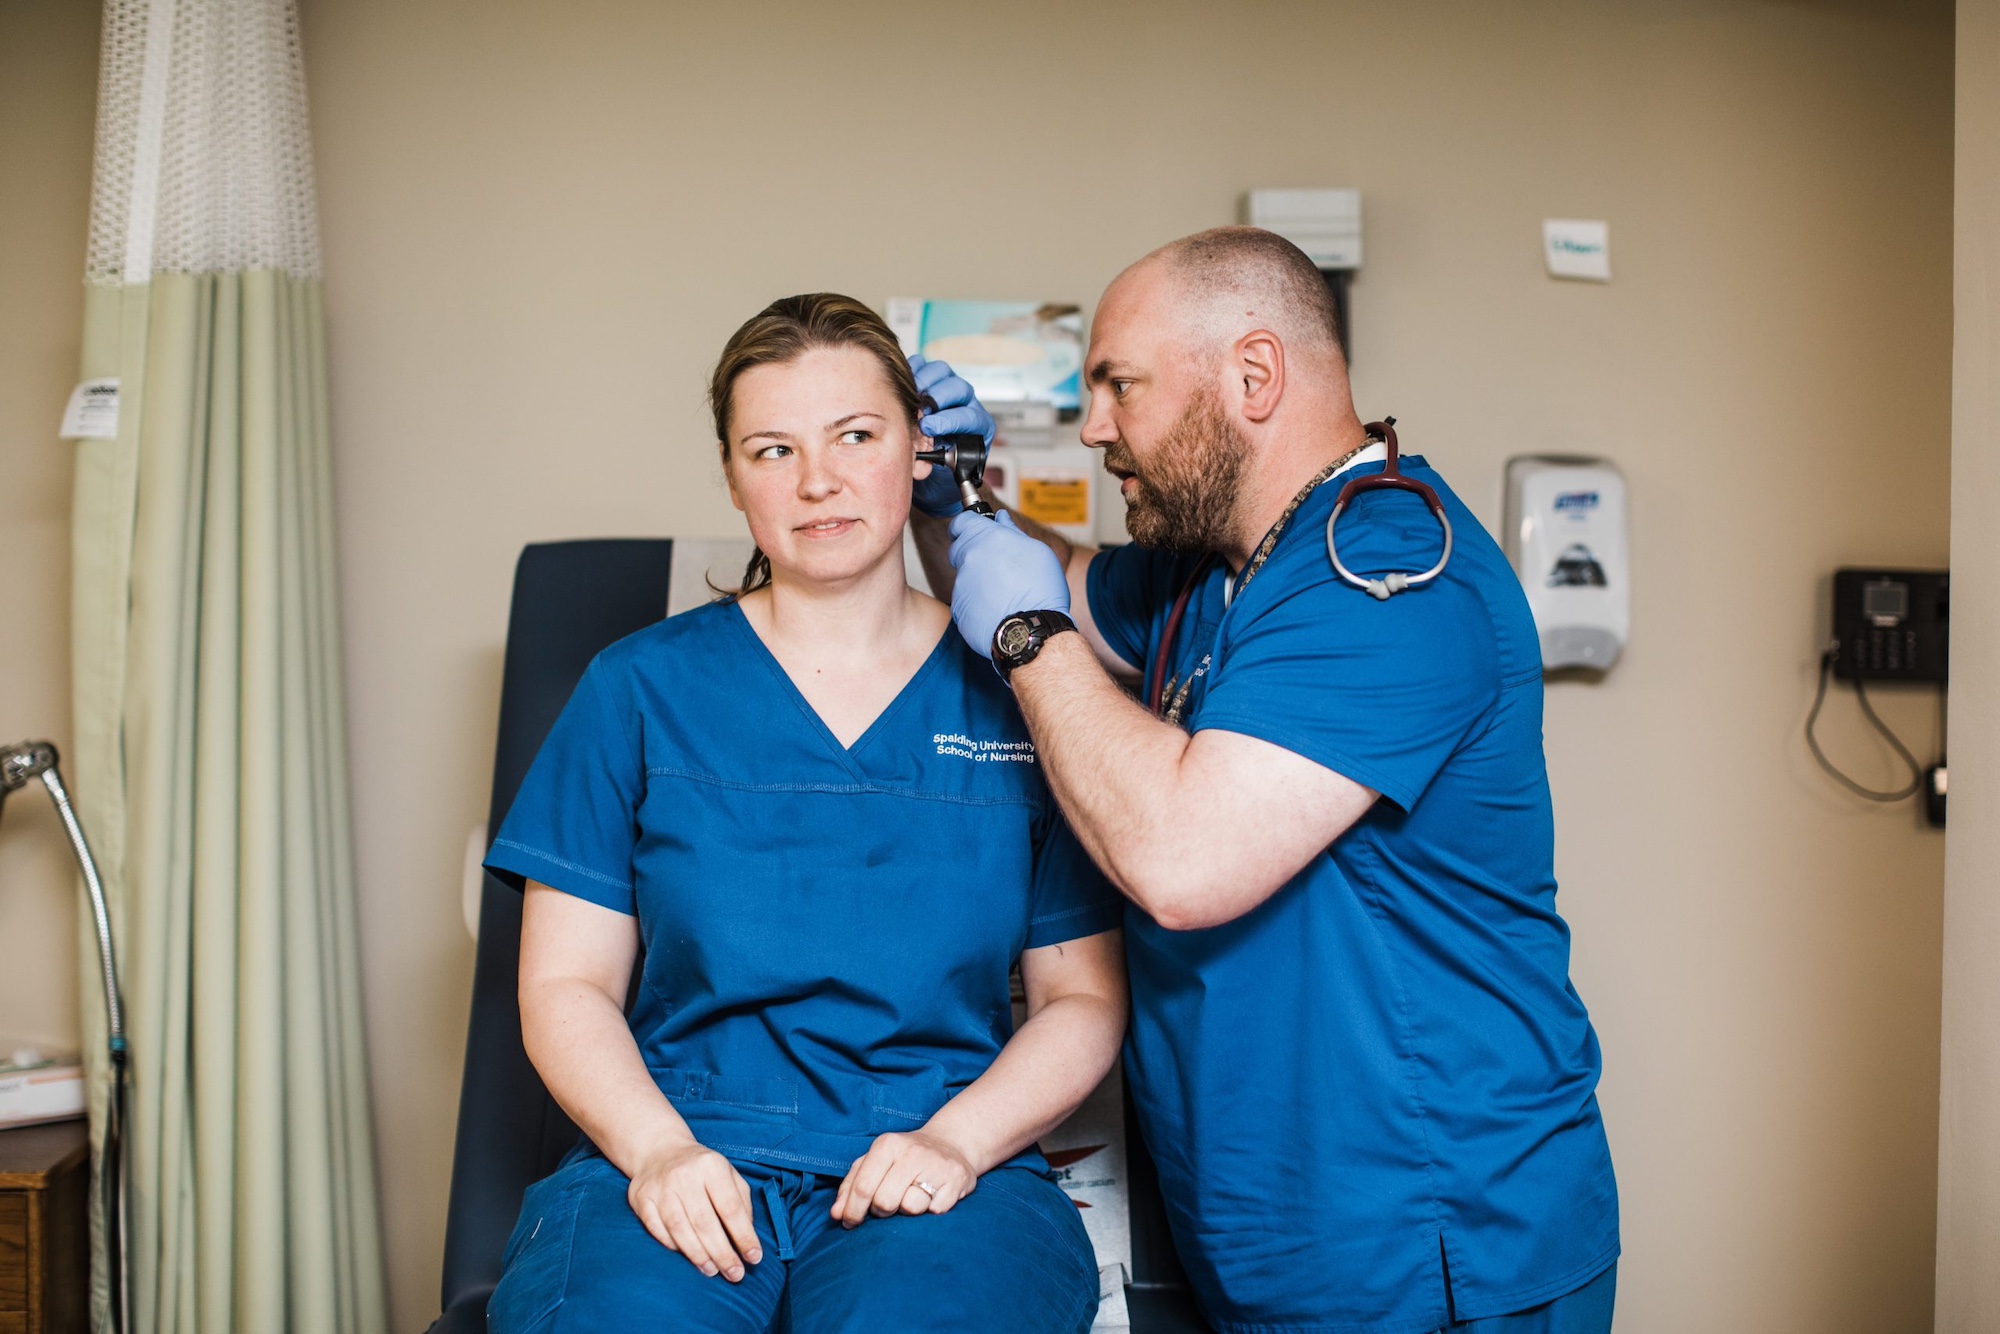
[485,601,1122,1178]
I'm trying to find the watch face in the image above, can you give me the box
[997,619,1035,658]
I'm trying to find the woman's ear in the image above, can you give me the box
[905,411,932,481]
[912,394,938,482]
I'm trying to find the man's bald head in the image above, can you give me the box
[1082,226,1367,560]
[1120,226,1344,363]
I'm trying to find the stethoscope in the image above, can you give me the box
[1146,417,1453,718]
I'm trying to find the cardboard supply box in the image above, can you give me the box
[1011,986,1133,1330]
[1043,1063,1134,1330]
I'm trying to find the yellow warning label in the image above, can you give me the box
[1019,477,1090,526]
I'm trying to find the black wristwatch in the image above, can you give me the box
[993,609,1077,683]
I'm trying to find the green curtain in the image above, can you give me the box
[70,269,387,1332]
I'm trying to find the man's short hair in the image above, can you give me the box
[1155,226,1343,357]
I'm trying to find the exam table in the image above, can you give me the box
[427,538,1208,1333]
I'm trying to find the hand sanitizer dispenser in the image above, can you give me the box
[1502,456,1630,670]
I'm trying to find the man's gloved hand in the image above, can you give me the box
[946,510,1070,661]
[909,354,995,519]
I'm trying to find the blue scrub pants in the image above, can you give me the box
[488,1151,1100,1334]
[1438,1261,1616,1334]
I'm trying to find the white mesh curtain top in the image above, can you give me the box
[71,1,385,1331]
[88,0,321,283]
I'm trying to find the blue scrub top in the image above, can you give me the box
[1089,456,1619,1333]
[485,599,1123,1177]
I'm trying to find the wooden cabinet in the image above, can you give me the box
[0,1122,87,1334]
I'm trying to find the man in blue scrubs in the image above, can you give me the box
[924,227,1619,1333]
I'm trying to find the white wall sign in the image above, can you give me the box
[1543,219,1611,282]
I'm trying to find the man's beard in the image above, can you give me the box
[1107,387,1246,551]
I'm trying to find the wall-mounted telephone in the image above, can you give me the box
[1831,569,1948,684]
[1809,568,1948,826]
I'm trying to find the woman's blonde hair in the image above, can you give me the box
[709,293,926,597]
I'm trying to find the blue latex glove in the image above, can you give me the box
[947,509,1070,661]
[909,353,995,518]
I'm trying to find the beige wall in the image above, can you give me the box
[0,1,1954,1331]
[0,0,98,1054]
[1940,0,2000,1327]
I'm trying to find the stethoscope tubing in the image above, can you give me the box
[1146,554,1218,716]
[1326,499,1453,601]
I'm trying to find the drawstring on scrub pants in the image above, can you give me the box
[760,1177,798,1262]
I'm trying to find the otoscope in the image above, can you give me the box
[916,433,997,517]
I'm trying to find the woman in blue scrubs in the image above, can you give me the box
[482,293,1127,1334]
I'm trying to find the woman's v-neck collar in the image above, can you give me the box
[723,598,954,769]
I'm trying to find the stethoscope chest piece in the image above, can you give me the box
[1327,417,1453,599]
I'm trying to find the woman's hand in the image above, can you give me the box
[626,1139,763,1282]
[831,1129,978,1226]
